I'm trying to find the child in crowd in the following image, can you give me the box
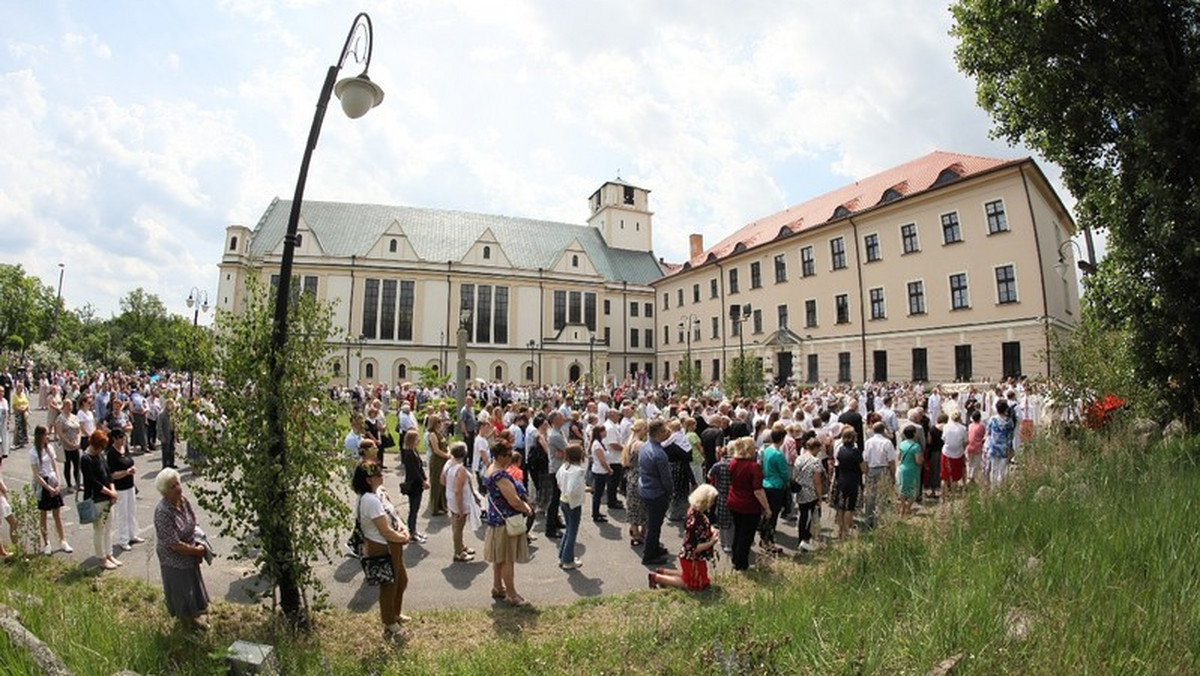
[648,484,719,592]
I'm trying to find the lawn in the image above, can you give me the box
[2,427,1197,674]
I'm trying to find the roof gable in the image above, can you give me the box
[461,228,512,267]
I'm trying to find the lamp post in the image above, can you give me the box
[440,330,447,376]
[52,263,65,337]
[588,333,596,388]
[678,314,699,395]
[455,306,472,419]
[185,288,210,400]
[263,11,384,624]
[527,339,537,385]
[352,334,367,385]
[729,303,752,396]
[1055,240,1096,276]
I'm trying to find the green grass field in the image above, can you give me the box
[2,427,1197,674]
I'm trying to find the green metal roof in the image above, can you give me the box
[247,198,665,285]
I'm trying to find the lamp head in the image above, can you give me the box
[335,73,384,119]
[186,292,195,309]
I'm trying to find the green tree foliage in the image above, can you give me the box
[190,275,346,614]
[675,360,704,398]
[722,355,764,399]
[0,264,59,353]
[952,0,1200,423]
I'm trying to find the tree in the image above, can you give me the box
[953,0,1200,424]
[112,288,170,367]
[189,276,345,622]
[722,355,765,399]
[0,264,58,353]
[676,360,704,399]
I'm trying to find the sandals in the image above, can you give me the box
[630,539,644,547]
[490,588,507,599]
[454,552,475,562]
[504,595,531,608]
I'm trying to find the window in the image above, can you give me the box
[623,185,635,205]
[495,365,503,380]
[864,234,881,262]
[750,261,762,289]
[950,273,970,310]
[604,327,610,344]
[333,360,341,375]
[630,302,639,317]
[907,281,926,315]
[483,245,491,260]
[1002,341,1022,378]
[806,354,818,383]
[571,254,578,267]
[644,302,653,317]
[294,233,303,248]
[801,246,816,277]
[729,268,740,294]
[712,359,721,382]
[912,348,928,382]
[553,290,595,331]
[475,285,491,342]
[362,279,379,339]
[645,328,653,348]
[869,287,886,320]
[525,365,534,382]
[229,236,238,251]
[731,308,742,338]
[692,284,700,303]
[872,350,888,382]
[497,287,510,342]
[364,362,373,379]
[380,280,397,340]
[941,212,963,244]
[663,325,670,345]
[838,352,851,382]
[901,223,920,254]
[693,323,701,342]
[604,299,611,315]
[835,294,850,324]
[986,199,1009,233]
[554,290,566,330]
[303,276,317,296]
[630,329,639,348]
[678,324,684,343]
[777,304,788,330]
[774,254,787,283]
[568,291,582,324]
[805,299,817,328]
[398,364,407,380]
[954,344,973,381]
[830,237,847,270]
[710,278,719,299]
[711,316,719,339]
[677,288,684,307]
[662,292,669,310]
[389,238,397,253]
[752,309,763,334]
[995,265,1018,304]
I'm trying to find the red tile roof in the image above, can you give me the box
[675,150,1026,272]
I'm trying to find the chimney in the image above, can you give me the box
[688,233,704,259]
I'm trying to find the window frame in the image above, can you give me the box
[800,246,816,277]
[985,198,1010,234]
[749,261,763,289]
[804,298,817,328]
[941,211,963,245]
[906,279,926,316]
[863,232,882,263]
[900,223,920,254]
[995,263,1019,304]
[835,293,850,324]
[773,253,788,283]
[830,237,847,270]
[949,272,971,310]
[869,287,886,320]
[728,267,740,294]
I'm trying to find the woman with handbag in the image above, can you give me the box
[29,425,72,556]
[153,467,210,631]
[481,440,534,607]
[353,462,411,639]
[80,429,119,569]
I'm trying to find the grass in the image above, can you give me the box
[1,428,1197,674]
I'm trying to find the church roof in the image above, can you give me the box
[246,199,664,285]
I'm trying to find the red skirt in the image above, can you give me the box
[680,558,711,591]
[940,455,966,482]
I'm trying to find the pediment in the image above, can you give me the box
[461,228,511,267]
[551,238,597,275]
[273,216,325,256]
[369,220,418,260]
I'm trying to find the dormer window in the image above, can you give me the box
[832,205,851,220]
[389,239,397,253]
[229,236,238,251]
[571,254,579,267]
[295,233,303,248]
[483,245,491,260]
[933,167,963,186]
[880,188,903,204]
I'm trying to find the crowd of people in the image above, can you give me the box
[343,374,1049,638]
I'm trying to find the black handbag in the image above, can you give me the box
[360,553,395,586]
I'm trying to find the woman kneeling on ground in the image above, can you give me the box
[353,461,411,639]
[153,467,210,631]
[649,483,719,591]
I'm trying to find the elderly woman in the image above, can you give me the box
[81,429,119,569]
[153,468,210,631]
[726,437,770,572]
[622,419,649,546]
[482,440,534,607]
[443,441,479,562]
[106,428,143,552]
[353,462,410,638]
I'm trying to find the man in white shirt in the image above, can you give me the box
[878,396,900,435]
[602,410,625,509]
[861,422,897,528]
[396,403,417,437]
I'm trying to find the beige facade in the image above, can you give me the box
[653,154,1080,385]
[216,181,662,387]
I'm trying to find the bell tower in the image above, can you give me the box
[587,178,653,252]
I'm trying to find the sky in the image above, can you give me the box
[0,0,1082,323]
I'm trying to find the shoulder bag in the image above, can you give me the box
[356,496,395,586]
[76,489,96,525]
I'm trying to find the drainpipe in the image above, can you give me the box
[849,217,868,382]
[445,261,453,377]
[717,260,727,382]
[1020,167,1053,378]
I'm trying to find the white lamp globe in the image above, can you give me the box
[335,74,384,119]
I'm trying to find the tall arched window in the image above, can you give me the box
[397,364,407,380]
[365,363,374,379]
[525,365,534,382]
[494,365,503,380]
[465,365,472,379]
[230,236,238,251]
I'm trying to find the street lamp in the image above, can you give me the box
[588,333,596,388]
[440,330,447,376]
[351,334,367,386]
[52,263,65,338]
[263,11,384,624]
[455,306,472,418]
[729,303,752,396]
[678,314,700,395]
[1055,240,1096,276]
[185,288,210,400]
[527,339,537,385]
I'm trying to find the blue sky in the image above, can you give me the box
[0,1,1076,321]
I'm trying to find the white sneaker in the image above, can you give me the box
[60,541,74,553]
[799,540,817,552]
[110,557,124,567]
[42,543,52,556]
